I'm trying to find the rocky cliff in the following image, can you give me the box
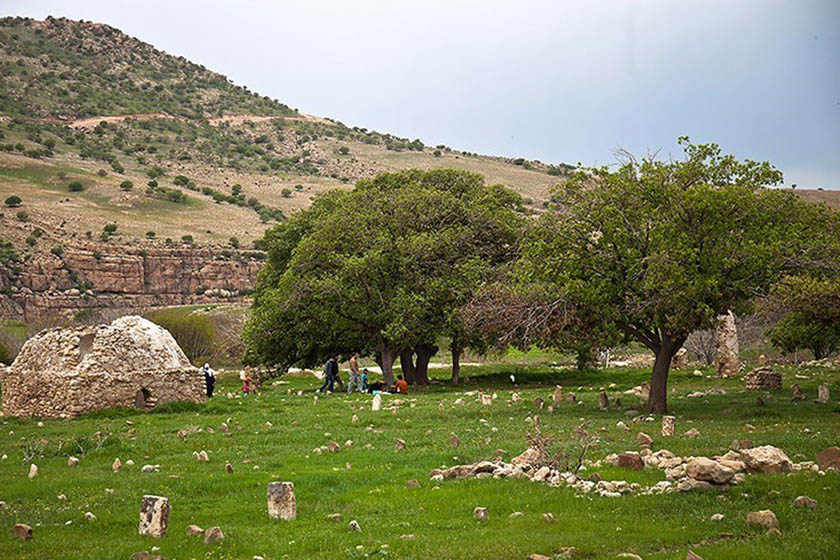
[0,242,262,320]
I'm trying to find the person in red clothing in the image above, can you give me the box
[395,374,408,394]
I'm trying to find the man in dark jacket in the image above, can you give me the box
[318,355,339,393]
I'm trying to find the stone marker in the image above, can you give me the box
[715,311,740,377]
[67,456,80,467]
[552,386,563,404]
[139,495,170,537]
[203,526,224,544]
[12,523,32,540]
[112,458,122,472]
[28,463,38,479]
[371,394,382,412]
[745,366,781,391]
[671,347,688,369]
[395,438,407,451]
[186,524,204,536]
[791,383,806,401]
[225,461,233,474]
[636,432,653,448]
[349,519,361,532]
[817,384,830,404]
[598,390,609,410]
[267,482,296,520]
[662,416,675,437]
[534,396,545,409]
[473,507,488,521]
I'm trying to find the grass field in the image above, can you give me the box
[1,363,838,559]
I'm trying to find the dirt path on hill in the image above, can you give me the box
[30,112,332,129]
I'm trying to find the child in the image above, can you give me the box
[242,373,251,396]
[360,368,369,391]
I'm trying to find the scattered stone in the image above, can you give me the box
[617,554,643,560]
[552,386,563,404]
[616,421,630,432]
[746,509,779,531]
[671,347,689,369]
[203,526,224,545]
[541,512,556,522]
[636,432,653,448]
[351,414,360,423]
[84,511,96,522]
[791,383,806,401]
[406,479,420,488]
[225,461,233,474]
[741,446,792,474]
[67,456,80,467]
[141,464,157,473]
[511,447,540,467]
[395,438,406,451]
[28,463,38,479]
[527,555,552,560]
[12,523,32,541]
[509,511,523,518]
[129,553,150,560]
[329,513,342,522]
[817,447,840,471]
[473,507,489,521]
[710,513,724,521]
[328,441,341,453]
[449,433,460,447]
[792,495,817,509]
[686,551,704,560]
[267,481,296,520]
[113,458,122,472]
[683,428,700,438]
[126,459,135,466]
[186,524,203,536]
[349,519,361,532]
[57,493,67,501]
[816,384,830,404]
[534,396,545,409]
[686,457,735,484]
[194,450,209,462]
[138,495,170,538]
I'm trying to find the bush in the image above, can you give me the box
[97,169,108,177]
[146,231,156,239]
[181,234,194,244]
[173,175,189,186]
[68,181,84,192]
[294,185,303,191]
[120,180,133,191]
[103,223,118,235]
[229,237,240,249]
[433,150,442,157]
[16,211,28,221]
[281,188,292,198]
[51,245,63,257]
[25,235,36,246]
[338,146,350,155]
[4,195,22,207]
[145,309,215,364]
[111,161,125,173]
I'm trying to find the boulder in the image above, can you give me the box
[473,507,489,521]
[67,456,80,467]
[349,519,361,532]
[792,495,818,509]
[816,446,840,471]
[138,495,170,538]
[203,526,224,545]
[685,457,734,484]
[636,432,653,448]
[741,446,792,474]
[512,447,541,467]
[186,524,203,536]
[12,523,32,541]
[617,452,644,470]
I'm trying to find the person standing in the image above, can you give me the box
[202,363,215,398]
[347,352,362,393]
[318,355,339,393]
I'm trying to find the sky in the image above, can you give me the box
[5,0,840,188]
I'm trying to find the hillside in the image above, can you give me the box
[1,16,836,320]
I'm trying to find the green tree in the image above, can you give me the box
[517,138,837,413]
[120,180,133,191]
[4,196,22,207]
[767,276,840,359]
[245,169,524,384]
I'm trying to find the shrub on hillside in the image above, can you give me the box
[120,180,133,191]
[68,181,84,192]
[4,195,22,207]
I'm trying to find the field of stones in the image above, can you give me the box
[1,362,838,559]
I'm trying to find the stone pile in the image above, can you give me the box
[1,315,205,418]
[744,367,782,391]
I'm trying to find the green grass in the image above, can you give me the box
[0,364,838,559]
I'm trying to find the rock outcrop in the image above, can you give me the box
[0,243,262,320]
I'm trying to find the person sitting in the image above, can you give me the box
[395,374,408,394]
[367,380,386,394]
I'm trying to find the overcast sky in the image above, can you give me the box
[6,0,840,188]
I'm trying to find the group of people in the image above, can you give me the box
[318,353,408,394]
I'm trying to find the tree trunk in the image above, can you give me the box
[414,343,437,385]
[400,349,417,384]
[647,337,681,414]
[450,339,461,384]
[377,347,397,386]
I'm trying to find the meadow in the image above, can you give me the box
[1,362,838,559]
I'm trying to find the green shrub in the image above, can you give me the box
[181,234,194,244]
[146,231,156,239]
[120,180,133,191]
[294,185,303,191]
[25,235,36,246]
[97,169,108,177]
[4,195,22,207]
[281,188,292,198]
[145,309,215,364]
[103,223,118,235]
[51,245,63,257]
[173,175,189,186]
[338,146,350,155]
[16,211,28,221]
[229,237,240,249]
[68,181,84,192]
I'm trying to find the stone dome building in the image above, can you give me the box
[1,315,205,418]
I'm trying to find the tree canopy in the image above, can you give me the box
[244,168,525,384]
[767,275,840,360]
[515,138,838,412]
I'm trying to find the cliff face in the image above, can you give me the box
[0,243,262,320]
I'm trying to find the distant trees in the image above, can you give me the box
[244,168,525,384]
[767,276,840,360]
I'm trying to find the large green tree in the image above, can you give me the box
[767,275,840,360]
[244,169,524,384]
[517,139,837,413]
